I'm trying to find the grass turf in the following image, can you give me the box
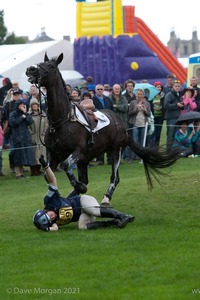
[1,150,200,300]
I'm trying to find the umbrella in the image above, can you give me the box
[176,112,200,125]
[133,83,160,100]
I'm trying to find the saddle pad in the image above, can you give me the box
[74,106,110,133]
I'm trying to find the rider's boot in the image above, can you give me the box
[87,130,95,148]
[100,207,135,229]
[86,219,119,229]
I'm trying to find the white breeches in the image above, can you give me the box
[78,195,101,230]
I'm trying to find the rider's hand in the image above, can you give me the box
[39,155,48,168]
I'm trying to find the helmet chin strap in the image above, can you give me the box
[45,213,52,224]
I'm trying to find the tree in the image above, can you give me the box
[0,10,26,45]
[0,10,7,45]
[4,32,26,44]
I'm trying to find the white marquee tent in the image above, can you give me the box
[0,39,75,90]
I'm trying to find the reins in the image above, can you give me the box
[48,114,70,133]
[35,69,71,147]
[34,82,47,147]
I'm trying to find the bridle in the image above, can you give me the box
[32,63,71,145]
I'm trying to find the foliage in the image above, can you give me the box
[1,150,200,300]
[0,10,26,45]
[4,32,27,44]
[0,10,7,45]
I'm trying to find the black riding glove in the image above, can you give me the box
[39,155,48,168]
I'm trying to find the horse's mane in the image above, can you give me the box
[60,76,70,104]
[50,56,69,100]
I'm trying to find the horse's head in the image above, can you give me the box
[26,53,64,87]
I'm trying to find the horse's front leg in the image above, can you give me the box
[49,152,60,171]
[101,149,121,207]
[77,161,89,186]
[61,154,87,197]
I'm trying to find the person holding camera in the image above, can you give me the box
[164,80,184,151]
[33,156,134,232]
[128,88,151,159]
[180,88,197,115]
[172,121,200,157]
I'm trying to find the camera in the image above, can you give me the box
[178,101,184,109]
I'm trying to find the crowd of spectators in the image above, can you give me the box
[1,74,200,177]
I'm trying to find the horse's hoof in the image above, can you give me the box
[101,195,110,207]
[75,182,87,194]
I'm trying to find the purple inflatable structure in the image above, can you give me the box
[74,35,171,85]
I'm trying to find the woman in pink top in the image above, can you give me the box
[180,87,197,115]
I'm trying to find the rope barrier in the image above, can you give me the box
[126,123,180,132]
[1,143,45,152]
[0,123,188,152]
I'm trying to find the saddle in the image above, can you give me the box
[78,99,98,130]
[70,102,110,132]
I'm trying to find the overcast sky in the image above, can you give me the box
[1,0,199,46]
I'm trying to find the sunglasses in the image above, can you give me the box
[173,80,181,83]
[97,88,103,91]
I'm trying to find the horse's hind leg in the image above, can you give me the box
[101,149,121,207]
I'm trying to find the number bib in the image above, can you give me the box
[57,206,73,225]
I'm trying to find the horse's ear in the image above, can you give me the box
[44,52,49,62]
[56,53,64,65]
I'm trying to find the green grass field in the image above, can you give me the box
[1,148,200,300]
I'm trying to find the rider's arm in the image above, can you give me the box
[39,155,58,187]
[45,166,57,187]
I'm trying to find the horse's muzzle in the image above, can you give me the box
[26,65,38,83]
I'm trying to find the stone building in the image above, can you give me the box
[167,29,200,58]
[31,27,54,43]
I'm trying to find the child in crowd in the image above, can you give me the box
[180,88,196,115]
[172,121,200,157]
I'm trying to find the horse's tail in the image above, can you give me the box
[127,135,180,190]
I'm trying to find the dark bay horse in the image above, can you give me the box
[26,53,179,205]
